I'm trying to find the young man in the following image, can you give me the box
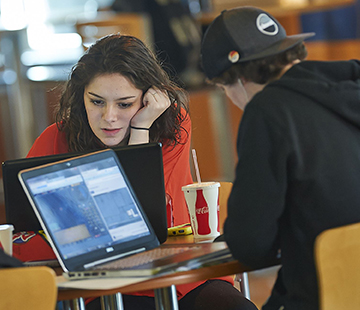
[201,6,360,310]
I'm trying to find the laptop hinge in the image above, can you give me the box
[84,247,146,269]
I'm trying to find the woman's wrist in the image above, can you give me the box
[130,125,150,131]
[128,125,150,145]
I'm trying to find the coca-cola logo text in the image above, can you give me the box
[196,206,209,214]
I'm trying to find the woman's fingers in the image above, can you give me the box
[131,87,171,128]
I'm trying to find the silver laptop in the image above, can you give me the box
[18,149,231,279]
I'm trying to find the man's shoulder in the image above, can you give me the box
[247,86,288,113]
[250,79,305,112]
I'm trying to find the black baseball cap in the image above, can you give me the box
[201,6,315,80]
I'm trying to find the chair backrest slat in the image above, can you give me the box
[0,266,57,309]
[315,221,360,310]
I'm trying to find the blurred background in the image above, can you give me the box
[0,0,359,176]
[0,0,359,205]
[0,1,358,306]
[0,0,358,199]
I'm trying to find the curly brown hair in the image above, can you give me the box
[55,34,189,152]
[210,42,308,85]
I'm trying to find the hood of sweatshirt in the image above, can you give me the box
[270,60,360,129]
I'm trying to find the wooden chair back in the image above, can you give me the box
[315,221,360,310]
[0,266,57,309]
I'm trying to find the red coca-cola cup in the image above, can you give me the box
[182,182,220,242]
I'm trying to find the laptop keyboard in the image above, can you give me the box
[96,246,196,270]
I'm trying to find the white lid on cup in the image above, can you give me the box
[0,224,14,231]
[181,182,220,191]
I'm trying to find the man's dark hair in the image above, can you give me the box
[210,43,308,85]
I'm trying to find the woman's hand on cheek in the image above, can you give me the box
[130,87,171,128]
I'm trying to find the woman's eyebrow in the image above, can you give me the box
[88,92,136,100]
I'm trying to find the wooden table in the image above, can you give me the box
[56,235,252,310]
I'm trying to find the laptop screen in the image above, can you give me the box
[3,142,168,244]
[19,149,159,271]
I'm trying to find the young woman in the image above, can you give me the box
[27,34,256,310]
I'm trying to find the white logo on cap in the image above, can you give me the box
[256,13,278,36]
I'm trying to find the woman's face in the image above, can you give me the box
[84,73,143,147]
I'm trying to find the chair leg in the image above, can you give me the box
[60,298,86,310]
[236,272,250,300]
[154,285,179,310]
[101,293,124,310]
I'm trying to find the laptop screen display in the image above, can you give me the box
[4,142,167,244]
[25,156,150,259]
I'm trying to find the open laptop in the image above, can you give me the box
[18,149,231,278]
[3,143,167,244]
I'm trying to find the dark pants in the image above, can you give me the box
[87,279,258,310]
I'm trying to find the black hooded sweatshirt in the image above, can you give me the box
[224,60,360,310]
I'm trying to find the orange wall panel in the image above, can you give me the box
[189,89,221,181]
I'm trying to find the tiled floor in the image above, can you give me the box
[234,266,281,309]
